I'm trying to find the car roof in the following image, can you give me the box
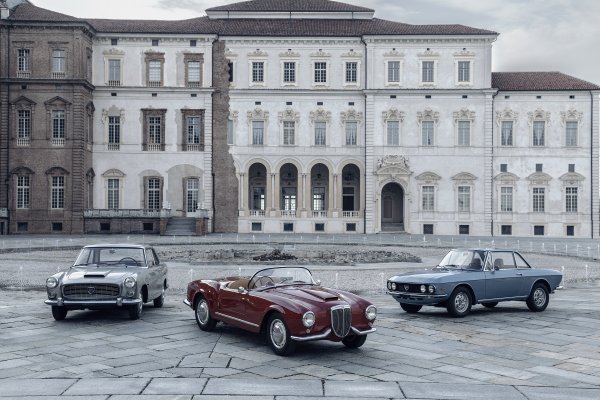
[451,248,516,252]
[82,244,149,249]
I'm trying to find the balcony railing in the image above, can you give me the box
[145,143,163,152]
[0,208,7,218]
[185,144,203,152]
[342,211,360,218]
[17,71,31,78]
[148,81,162,87]
[280,210,296,218]
[250,210,265,217]
[312,211,328,218]
[84,209,168,218]
[51,138,65,147]
[107,143,120,151]
[52,71,66,79]
[107,80,121,87]
[187,81,201,88]
[16,137,30,147]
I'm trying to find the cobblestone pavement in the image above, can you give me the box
[1,283,600,399]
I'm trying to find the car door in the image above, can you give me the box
[514,252,536,297]
[145,248,160,299]
[217,285,248,325]
[483,251,523,300]
[151,248,167,294]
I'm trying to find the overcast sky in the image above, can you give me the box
[33,0,600,85]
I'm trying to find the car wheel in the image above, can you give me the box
[153,286,165,308]
[266,313,296,356]
[51,306,67,321]
[447,287,472,317]
[129,298,143,320]
[526,283,549,312]
[342,334,367,349]
[400,303,422,313]
[194,297,217,331]
[482,302,498,308]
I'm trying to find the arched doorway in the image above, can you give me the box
[381,182,404,231]
[280,163,298,214]
[248,163,267,213]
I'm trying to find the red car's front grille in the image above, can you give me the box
[331,304,351,337]
[63,284,120,300]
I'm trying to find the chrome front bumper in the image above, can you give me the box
[387,291,447,300]
[45,297,141,307]
[183,299,192,308]
[291,326,376,342]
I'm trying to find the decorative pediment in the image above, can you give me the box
[225,48,237,58]
[561,108,583,125]
[452,172,477,182]
[247,49,268,58]
[102,106,125,124]
[103,48,125,56]
[559,172,585,185]
[144,50,165,59]
[417,108,439,125]
[453,49,475,58]
[453,108,475,120]
[528,109,551,125]
[375,155,411,177]
[384,49,404,58]
[340,108,363,123]
[278,108,300,123]
[247,107,269,121]
[311,49,331,58]
[527,172,552,184]
[309,107,331,123]
[415,171,441,182]
[382,108,405,122]
[11,95,36,107]
[341,50,362,58]
[418,49,439,58]
[9,166,34,176]
[496,108,519,124]
[44,96,72,108]
[45,167,70,176]
[229,109,239,123]
[494,172,519,182]
[102,169,125,178]
[279,49,300,58]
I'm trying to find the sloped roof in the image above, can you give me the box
[492,72,600,91]
[87,17,216,34]
[9,2,80,22]
[206,0,373,13]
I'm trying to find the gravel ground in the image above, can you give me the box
[1,240,599,295]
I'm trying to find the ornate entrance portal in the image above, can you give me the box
[374,155,412,233]
[381,182,404,231]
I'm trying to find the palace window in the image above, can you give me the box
[422,61,434,83]
[345,62,357,84]
[532,121,545,146]
[283,121,295,145]
[500,187,513,212]
[565,187,578,213]
[108,116,121,150]
[182,109,204,151]
[187,61,201,87]
[421,120,434,146]
[565,121,578,147]
[501,121,513,146]
[252,61,264,83]
[52,110,65,145]
[51,176,65,209]
[387,121,399,146]
[52,49,66,78]
[314,62,327,84]
[457,186,471,212]
[314,121,326,146]
[312,187,326,211]
[387,61,400,83]
[252,120,264,145]
[283,61,296,84]
[146,177,162,210]
[142,109,166,151]
[107,178,120,209]
[17,176,30,209]
[186,178,199,213]
[17,110,31,146]
[457,120,471,146]
[422,186,434,211]
[17,48,30,76]
[457,61,470,83]
[532,187,545,212]
[345,121,357,146]
[108,59,121,86]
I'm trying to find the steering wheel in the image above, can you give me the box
[119,257,139,266]
[255,276,275,288]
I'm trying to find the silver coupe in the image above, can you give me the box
[45,244,168,320]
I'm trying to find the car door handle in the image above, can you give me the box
[516,273,523,276]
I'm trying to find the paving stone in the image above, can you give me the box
[203,378,322,396]
[325,381,403,397]
[0,379,76,396]
[64,378,150,395]
[401,382,527,400]
[143,378,209,395]
[518,386,600,400]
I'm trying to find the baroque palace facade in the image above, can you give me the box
[0,0,598,237]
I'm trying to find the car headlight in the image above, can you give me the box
[302,311,315,328]
[391,282,397,291]
[387,281,392,290]
[46,277,58,289]
[365,305,377,321]
[124,277,136,288]
[428,285,435,294]
[420,285,426,293]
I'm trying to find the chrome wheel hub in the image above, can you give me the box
[455,292,469,313]
[533,288,546,307]
[270,319,286,349]
[197,300,209,324]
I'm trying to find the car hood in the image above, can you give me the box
[62,267,135,284]
[259,285,359,309]
[390,269,474,283]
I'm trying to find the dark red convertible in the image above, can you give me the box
[184,266,377,355]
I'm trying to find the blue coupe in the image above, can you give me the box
[387,249,562,317]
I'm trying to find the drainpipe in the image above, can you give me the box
[361,36,367,234]
[590,90,595,238]
[491,90,498,236]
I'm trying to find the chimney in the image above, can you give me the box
[0,1,9,19]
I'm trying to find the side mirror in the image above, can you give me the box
[238,287,246,294]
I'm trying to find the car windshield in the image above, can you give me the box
[436,250,485,270]
[74,247,145,267]
[249,267,314,290]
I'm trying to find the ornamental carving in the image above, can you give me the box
[341,50,362,58]
[559,172,585,186]
[278,108,300,123]
[101,106,125,125]
[526,172,552,185]
[382,108,405,122]
[418,49,439,58]
[247,49,268,58]
[102,169,125,178]
[375,156,412,183]
[415,171,441,182]
[225,48,238,58]
[247,107,269,121]
[229,110,239,123]
[453,108,476,120]
[453,49,475,58]
[309,107,331,123]
[279,49,300,58]
[560,108,584,125]
[494,172,519,183]
[452,172,477,182]
[528,109,551,126]
[310,49,331,58]
[496,108,519,125]
[417,108,439,125]
[340,108,363,123]
[383,49,404,58]
[377,155,409,170]
[103,48,125,56]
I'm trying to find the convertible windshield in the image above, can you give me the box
[74,247,145,267]
[249,267,314,289]
[436,250,485,270]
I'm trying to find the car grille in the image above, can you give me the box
[390,283,422,293]
[330,304,351,338]
[63,284,120,300]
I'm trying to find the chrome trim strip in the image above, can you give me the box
[351,326,377,336]
[386,291,446,299]
[214,311,260,328]
[291,328,332,342]
[45,298,141,306]
[183,299,192,308]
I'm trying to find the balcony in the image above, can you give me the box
[52,71,66,79]
[312,211,328,218]
[187,81,201,88]
[145,143,163,152]
[107,80,121,87]
[342,211,360,218]
[17,71,31,78]
[84,209,168,218]
[250,210,265,217]
[107,143,120,151]
[148,81,162,88]
[16,137,30,147]
[280,210,296,218]
[51,138,65,147]
[184,144,203,152]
